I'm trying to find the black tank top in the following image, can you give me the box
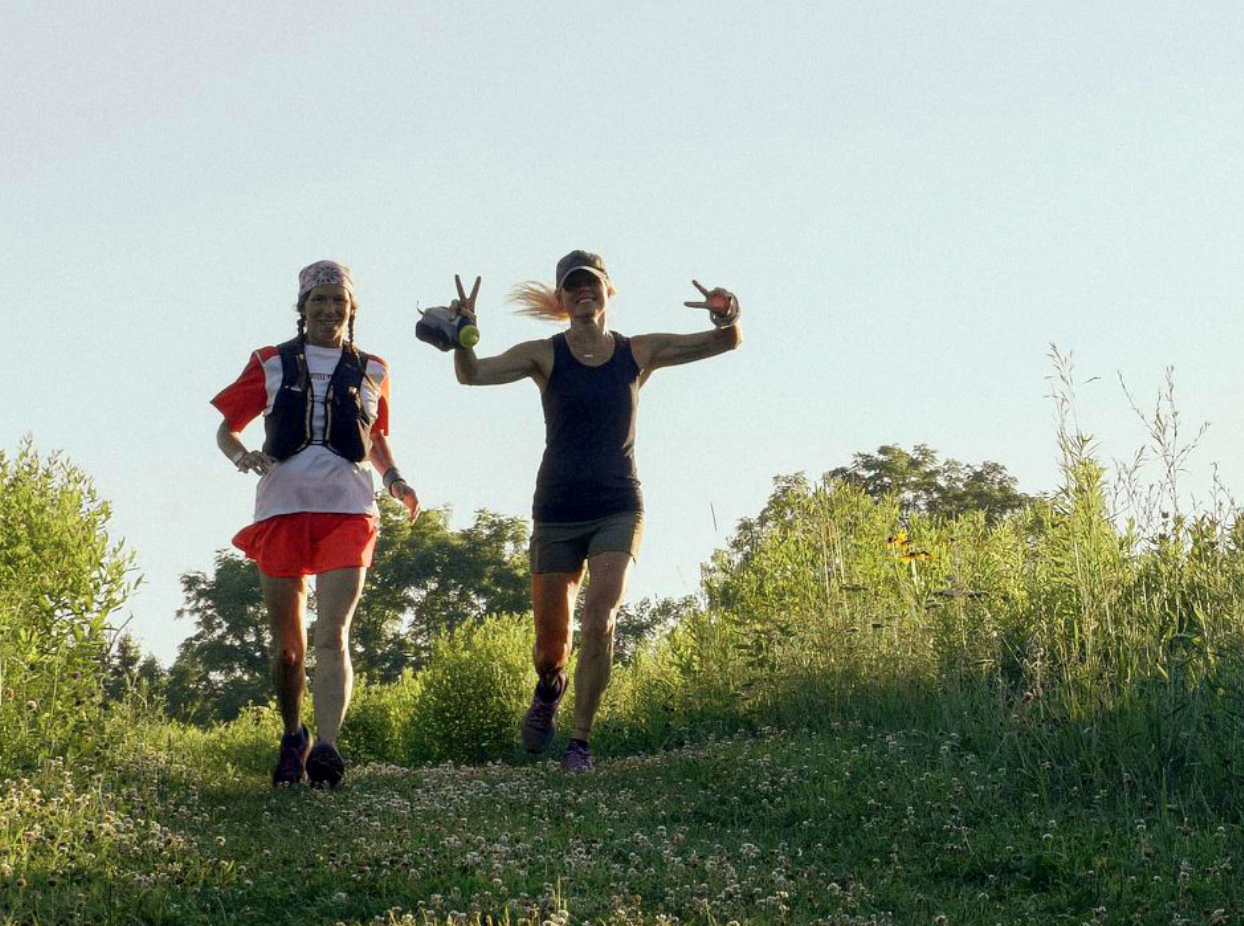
[532,332,644,522]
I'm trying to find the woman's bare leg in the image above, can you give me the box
[572,551,633,741]
[521,568,583,752]
[531,567,583,683]
[262,573,308,736]
[311,567,365,746]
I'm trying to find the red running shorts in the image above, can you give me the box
[232,512,378,578]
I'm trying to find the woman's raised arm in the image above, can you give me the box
[631,280,743,381]
[455,338,551,386]
[446,273,552,387]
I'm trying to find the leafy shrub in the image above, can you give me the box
[0,439,137,769]
[408,614,534,763]
[186,704,289,776]
[95,701,284,781]
[338,671,424,765]
[595,633,686,752]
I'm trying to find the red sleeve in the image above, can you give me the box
[211,351,270,432]
[369,355,391,436]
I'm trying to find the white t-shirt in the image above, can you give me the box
[212,343,391,523]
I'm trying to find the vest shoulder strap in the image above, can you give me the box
[335,344,371,388]
[276,338,307,388]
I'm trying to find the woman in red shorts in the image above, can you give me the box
[211,260,419,788]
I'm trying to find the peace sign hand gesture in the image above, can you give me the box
[684,279,740,327]
[451,274,481,323]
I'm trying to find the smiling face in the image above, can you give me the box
[557,269,609,320]
[301,283,354,347]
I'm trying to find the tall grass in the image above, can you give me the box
[603,351,1244,812]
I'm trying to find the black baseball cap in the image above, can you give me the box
[555,250,610,289]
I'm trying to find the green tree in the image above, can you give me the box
[829,443,1031,523]
[167,551,269,722]
[0,438,138,764]
[102,632,166,704]
[613,595,699,664]
[359,498,530,676]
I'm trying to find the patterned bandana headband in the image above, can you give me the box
[298,260,356,299]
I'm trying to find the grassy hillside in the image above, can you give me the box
[5,721,1242,926]
[6,398,1244,924]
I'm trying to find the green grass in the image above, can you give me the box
[4,723,1243,926]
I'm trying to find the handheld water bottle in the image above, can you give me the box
[415,306,480,352]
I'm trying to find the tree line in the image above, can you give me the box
[100,443,1030,723]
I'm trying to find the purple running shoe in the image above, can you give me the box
[272,725,310,787]
[521,677,565,754]
[561,739,594,773]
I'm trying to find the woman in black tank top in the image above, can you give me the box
[445,251,743,772]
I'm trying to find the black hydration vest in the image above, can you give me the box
[262,338,374,463]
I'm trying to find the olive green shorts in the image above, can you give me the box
[529,511,645,574]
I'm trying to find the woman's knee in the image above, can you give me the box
[533,636,571,674]
[272,643,305,669]
[313,619,350,652]
[578,603,616,644]
[583,553,631,616]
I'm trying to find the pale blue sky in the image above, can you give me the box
[4,2,1242,663]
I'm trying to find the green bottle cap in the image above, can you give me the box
[458,325,480,349]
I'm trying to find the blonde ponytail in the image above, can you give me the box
[507,277,619,323]
[508,281,568,322]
